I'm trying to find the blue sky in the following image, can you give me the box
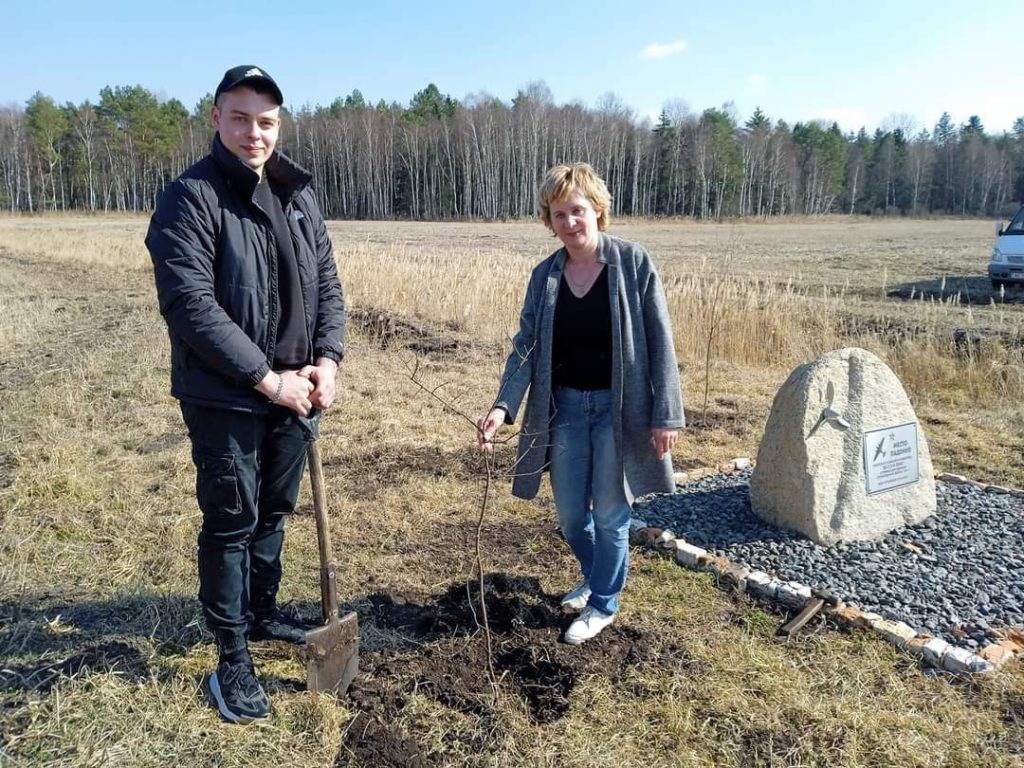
[5,0,1018,135]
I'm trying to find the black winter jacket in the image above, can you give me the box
[146,136,345,413]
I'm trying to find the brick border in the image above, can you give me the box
[633,458,1022,675]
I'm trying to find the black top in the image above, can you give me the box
[551,266,612,390]
[254,175,309,368]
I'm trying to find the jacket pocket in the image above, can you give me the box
[193,450,241,516]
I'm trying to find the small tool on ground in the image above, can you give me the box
[779,598,826,637]
[299,412,359,695]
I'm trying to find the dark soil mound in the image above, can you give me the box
[338,572,665,766]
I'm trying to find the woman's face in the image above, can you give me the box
[549,191,601,253]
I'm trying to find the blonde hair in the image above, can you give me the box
[538,163,612,231]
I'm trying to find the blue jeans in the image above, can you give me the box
[549,387,631,615]
[180,403,309,661]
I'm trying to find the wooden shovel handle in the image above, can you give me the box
[307,438,339,624]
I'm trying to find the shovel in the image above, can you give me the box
[298,412,359,695]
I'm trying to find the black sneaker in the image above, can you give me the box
[208,661,271,724]
[250,608,309,645]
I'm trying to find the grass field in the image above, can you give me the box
[0,215,1022,766]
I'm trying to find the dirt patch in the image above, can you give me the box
[291,435,500,512]
[341,709,428,768]
[684,406,761,438]
[338,573,671,765]
[887,275,1024,307]
[841,312,1024,355]
[350,308,461,355]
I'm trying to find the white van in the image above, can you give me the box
[989,205,1024,288]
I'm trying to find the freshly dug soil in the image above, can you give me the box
[339,572,674,766]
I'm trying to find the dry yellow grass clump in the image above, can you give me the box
[0,215,1022,767]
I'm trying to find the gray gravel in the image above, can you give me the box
[635,471,1024,648]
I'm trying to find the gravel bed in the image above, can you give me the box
[635,470,1024,648]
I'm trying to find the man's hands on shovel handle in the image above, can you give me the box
[255,359,338,416]
[256,370,314,415]
[299,358,339,410]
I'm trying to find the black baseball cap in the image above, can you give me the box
[214,65,283,105]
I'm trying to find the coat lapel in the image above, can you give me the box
[546,248,566,310]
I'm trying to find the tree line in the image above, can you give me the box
[3,81,1023,220]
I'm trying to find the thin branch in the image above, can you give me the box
[405,342,549,699]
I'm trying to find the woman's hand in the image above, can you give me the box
[476,407,507,453]
[651,428,678,460]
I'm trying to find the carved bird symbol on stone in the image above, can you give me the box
[808,381,851,437]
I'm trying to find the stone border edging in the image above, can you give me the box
[634,458,1023,675]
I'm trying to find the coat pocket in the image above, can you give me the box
[193,450,241,516]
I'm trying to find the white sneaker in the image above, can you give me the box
[564,605,615,645]
[560,581,591,612]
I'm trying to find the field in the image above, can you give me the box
[1,215,1022,767]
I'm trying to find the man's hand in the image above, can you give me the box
[651,428,678,460]
[476,407,506,453]
[299,357,339,410]
[255,369,315,416]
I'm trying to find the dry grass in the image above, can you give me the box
[1,215,1023,767]
[335,216,1024,484]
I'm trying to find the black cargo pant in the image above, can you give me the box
[180,403,309,661]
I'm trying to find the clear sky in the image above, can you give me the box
[5,0,1018,136]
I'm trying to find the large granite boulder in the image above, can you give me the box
[750,347,936,545]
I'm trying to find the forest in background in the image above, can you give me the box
[3,81,1023,220]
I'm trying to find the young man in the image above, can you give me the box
[146,65,345,724]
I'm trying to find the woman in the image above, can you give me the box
[477,163,685,644]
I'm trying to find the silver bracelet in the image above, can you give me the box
[270,375,284,404]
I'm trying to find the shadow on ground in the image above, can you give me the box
[887,275,1024,306]
[1,571,699,767]
[0,593,205,704]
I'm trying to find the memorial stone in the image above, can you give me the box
[750,347,936,545]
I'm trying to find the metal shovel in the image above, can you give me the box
[299,413,359,695]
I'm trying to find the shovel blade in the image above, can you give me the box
[303,611,359,695]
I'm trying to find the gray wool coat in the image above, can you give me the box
[494,233,686,501]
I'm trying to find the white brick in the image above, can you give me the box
[970,657,997,674]
[776,581,813,608]
[746,571,779,599]
[746,571,772,587]
[870,618,917,648]
[942,647,993,674]
[922,637,951,667]
[732,457,751,470]
[673,471,688,486]
[674,540,707,568]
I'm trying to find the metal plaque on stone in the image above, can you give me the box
[862,422,920,495]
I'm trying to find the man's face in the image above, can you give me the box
[211,87,281,176]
